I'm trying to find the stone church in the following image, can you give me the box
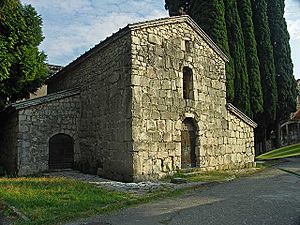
[0,16,257,181]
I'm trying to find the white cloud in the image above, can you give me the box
[20,0,168,65]
[286,19,300,40]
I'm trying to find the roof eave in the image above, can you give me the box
[226,103,258,128]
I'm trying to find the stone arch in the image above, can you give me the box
[49,133,74,170]
[181,117,198,168]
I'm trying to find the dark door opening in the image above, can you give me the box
[49,134,74,170]
[181,118,197,168]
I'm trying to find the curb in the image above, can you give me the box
[1,201,30,222]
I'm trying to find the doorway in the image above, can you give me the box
[49,133,74,170]
[181,118,197,168]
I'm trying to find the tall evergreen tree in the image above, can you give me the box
[251,0,278,151]
[267,0,297,144]
[224,0,251,116]
[0,0,47,108]
[237,0,264,118]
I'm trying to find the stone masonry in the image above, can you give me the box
[129,18,256,180]
[0,16,257,181]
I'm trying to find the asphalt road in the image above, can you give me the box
[68,158,300,225]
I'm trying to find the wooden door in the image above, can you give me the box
[181,118,197,168]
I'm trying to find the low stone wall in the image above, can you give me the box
[200,110,255,172]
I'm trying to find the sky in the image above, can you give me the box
[20,0,300,79]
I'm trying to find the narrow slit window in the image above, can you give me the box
[185,40,192,53]
[183,67,193,99]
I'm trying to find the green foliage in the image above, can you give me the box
[0,0,47,109]
[224,0,251,116]
[237,0,264,118]
[256,143,300,159]
[251,0,278,135]
[267,0,297,123]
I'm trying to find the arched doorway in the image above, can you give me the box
[181,118,197,168]
[49,134,74,170]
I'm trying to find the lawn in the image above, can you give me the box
[0,177,138,225]
[256,143,300,160]
[168,167,260,183]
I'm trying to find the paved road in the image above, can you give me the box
[68,158,300,225]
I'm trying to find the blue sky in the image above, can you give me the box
[20,0,300,79]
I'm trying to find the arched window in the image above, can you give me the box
[183,67,193,99]
[49,133,74,170]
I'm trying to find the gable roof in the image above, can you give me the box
[47,15,228,83]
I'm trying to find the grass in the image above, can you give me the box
[0,177,142,225]
[256,143,300,160]
[0,176,187,225]
[166,167,261,183]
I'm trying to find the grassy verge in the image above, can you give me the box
[0,177,182,225]
[165,167,262,183]
[257,143,300,160]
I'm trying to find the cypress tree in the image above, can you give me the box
[237,0,264,118]
[267,0,296,119]
[223,0,251,116]
[251,0,278,152]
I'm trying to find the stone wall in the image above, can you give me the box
[16,93,80,175]
[130,20,255,180]
[0,112,19,174]
[47,32,134,181]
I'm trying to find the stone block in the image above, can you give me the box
[149,34,162,45]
